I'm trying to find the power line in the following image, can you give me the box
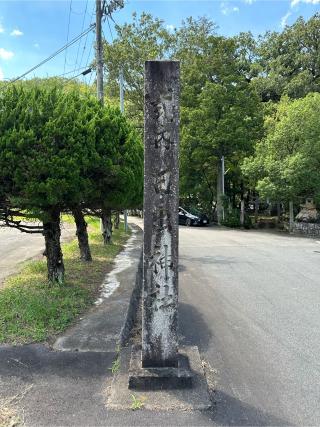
[1,0,122,92]
[72,0,89,78]
[84,39,94,70]
[63,0,73,74]
[69,67,92,81]
[106,16,114,42]
[57,66,89,78]
[78,3,95,73]
[5,24,95,86]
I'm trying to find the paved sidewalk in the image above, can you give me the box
[53,224,143,352]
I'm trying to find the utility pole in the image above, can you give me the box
[119,68,124,112]
[221,155,225,221]
[289,200,294,233]
[96,0,104,234]
[96,0,125,233]
[119,68,128,232]
[96,0,104,103]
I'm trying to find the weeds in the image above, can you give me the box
[110,357,120,374]
[130,394,145,411]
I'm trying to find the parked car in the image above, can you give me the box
[178,207,209,226]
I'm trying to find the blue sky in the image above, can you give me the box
[0,0,319,82]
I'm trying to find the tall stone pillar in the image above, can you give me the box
[142,60,180,368]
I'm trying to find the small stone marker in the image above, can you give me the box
[142,60,180,368]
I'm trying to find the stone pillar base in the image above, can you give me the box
[129,345,193,390]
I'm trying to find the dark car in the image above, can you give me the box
[178,207,209,226]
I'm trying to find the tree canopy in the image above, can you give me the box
[0,81,143,281]
[242,93,320,204]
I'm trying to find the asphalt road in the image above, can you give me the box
[0,223,75,285]
[1,223,320,426]
[179,226,320,426]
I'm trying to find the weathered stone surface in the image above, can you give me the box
[107,346,212,410]
[143,61,180,368]
[296,198,319,223]
[293,221,320,236]
[128,345,192,390]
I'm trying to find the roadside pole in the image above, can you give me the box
[289,200,294,233]
[120,68,128,233]
[95,0,104,104]
[96,0,104,232]
[221,155,225,222]
[240,199,245,228]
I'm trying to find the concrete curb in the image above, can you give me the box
[119,249,143,346]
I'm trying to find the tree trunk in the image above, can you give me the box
[232,188,236,209]
[73,206,92,262]
[101,207,112,245]
[277,202,281,223]
[267,198,272,216]
[240,182,244,203]
[114,211,120,229]
[43,208,64,285]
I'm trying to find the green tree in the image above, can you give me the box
[0,82,143,282]
[242,93,320,208]
[101,13,266,220]
[181,35,263,220]
[103,12,173,129]
[254,13,320,101]
[85,103,143,244]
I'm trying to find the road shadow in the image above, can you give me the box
[208,390,293,426]
[178,263,187,272]
[0,344,115,379]
[179,302,212,352]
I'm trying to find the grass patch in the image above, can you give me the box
[0,218,130,344]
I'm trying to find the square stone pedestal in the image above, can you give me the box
[107,345,212,411]
[129,345,192,390]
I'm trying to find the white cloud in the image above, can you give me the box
[0,67,3,81]
[291,0,320,6]
[0,47,14,60]
[166,24,175,31]
[221,2,240,15]
[10,29,23,37]
[0,24,4,34]
[244,0,255,4]
[34,43,40,48]
[281,11,292,28]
